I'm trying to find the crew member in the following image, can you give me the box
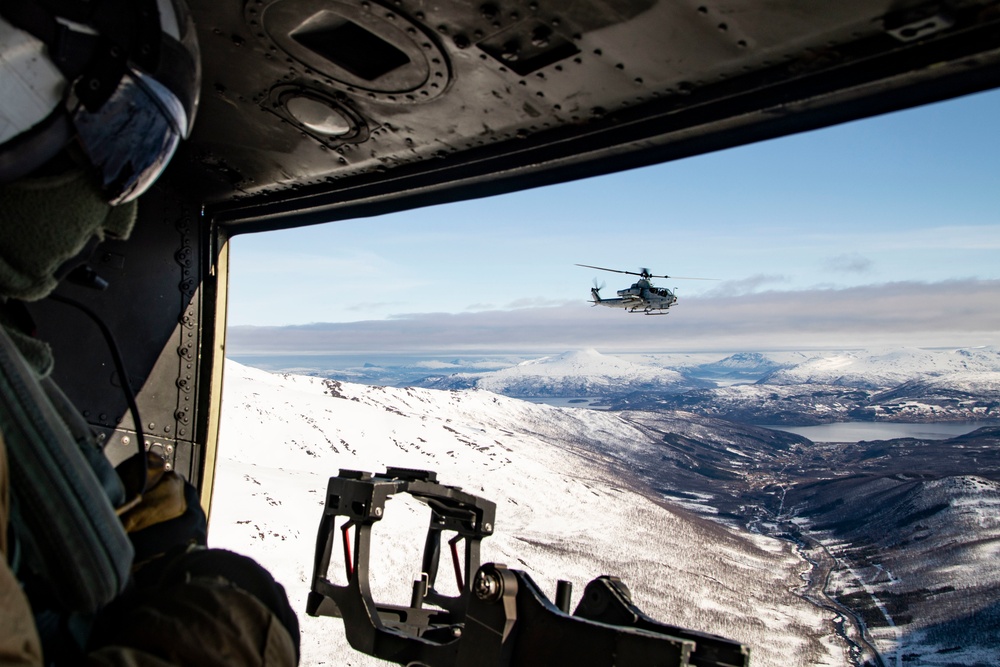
[0,1,299,663]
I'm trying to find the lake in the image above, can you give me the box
[522,397,610,409]
[525,404,994,441]
[762,421,994,443]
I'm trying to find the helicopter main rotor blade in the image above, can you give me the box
[577,264,718,280]
[575,264,644,277]
[641,267,718,280]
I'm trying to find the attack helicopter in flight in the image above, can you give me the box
[576,264,716,315]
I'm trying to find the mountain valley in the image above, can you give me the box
[211,360,1000,667]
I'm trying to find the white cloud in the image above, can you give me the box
[226,279,1000,354]
[824,253,873,274]
[702,274,789,298]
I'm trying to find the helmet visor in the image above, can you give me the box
[71,69,187,205]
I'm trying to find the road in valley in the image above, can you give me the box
[785,526,886,667]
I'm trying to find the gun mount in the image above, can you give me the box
[307,468,750,666]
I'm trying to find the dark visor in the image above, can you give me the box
[71,69,188,205]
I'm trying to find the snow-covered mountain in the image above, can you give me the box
[402,347,1000,423]
[761,347,1000,389]
[415,348,702,396]
[620,347,1000,424]
[208,361,841,667]
[687,351,800,383]
[208,361,1000,667]
[235,349,1000,424]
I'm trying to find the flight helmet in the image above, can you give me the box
[0,0,201,204]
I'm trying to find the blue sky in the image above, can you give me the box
[226,89,1000,353]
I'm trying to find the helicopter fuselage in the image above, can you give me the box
[592,279,677,314]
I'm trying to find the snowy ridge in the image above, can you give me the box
[872,371,1000,398]
[622,347,1000,423]
[687,351,801,382]
[406,348,1000,417]
[418,348,695,396]
[761,347,1000,389]
[209,361,844,667]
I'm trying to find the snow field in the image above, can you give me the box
[211,362,848,666]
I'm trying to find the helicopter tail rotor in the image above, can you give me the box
[590,279,605,304]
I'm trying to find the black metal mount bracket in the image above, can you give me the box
[307,468,749,666]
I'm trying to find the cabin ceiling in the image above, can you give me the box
[172,0,1000,233]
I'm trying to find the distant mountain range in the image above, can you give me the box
[212,361,1000,667]
[682,351,795,381]
[410,347,1000,424]
[416,348,706,396]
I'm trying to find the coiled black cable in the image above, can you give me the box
[48,292,148,497]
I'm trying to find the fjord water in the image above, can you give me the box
[764,421,992,442]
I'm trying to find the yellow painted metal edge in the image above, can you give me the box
[199,228,229,520]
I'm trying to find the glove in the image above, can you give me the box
[115,452,207,569]
[92,455,300,664]
[156,548,301,662]
[87,549,300,666]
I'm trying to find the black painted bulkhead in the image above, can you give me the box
[173,0,1000,231]
[26,183,226,501]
